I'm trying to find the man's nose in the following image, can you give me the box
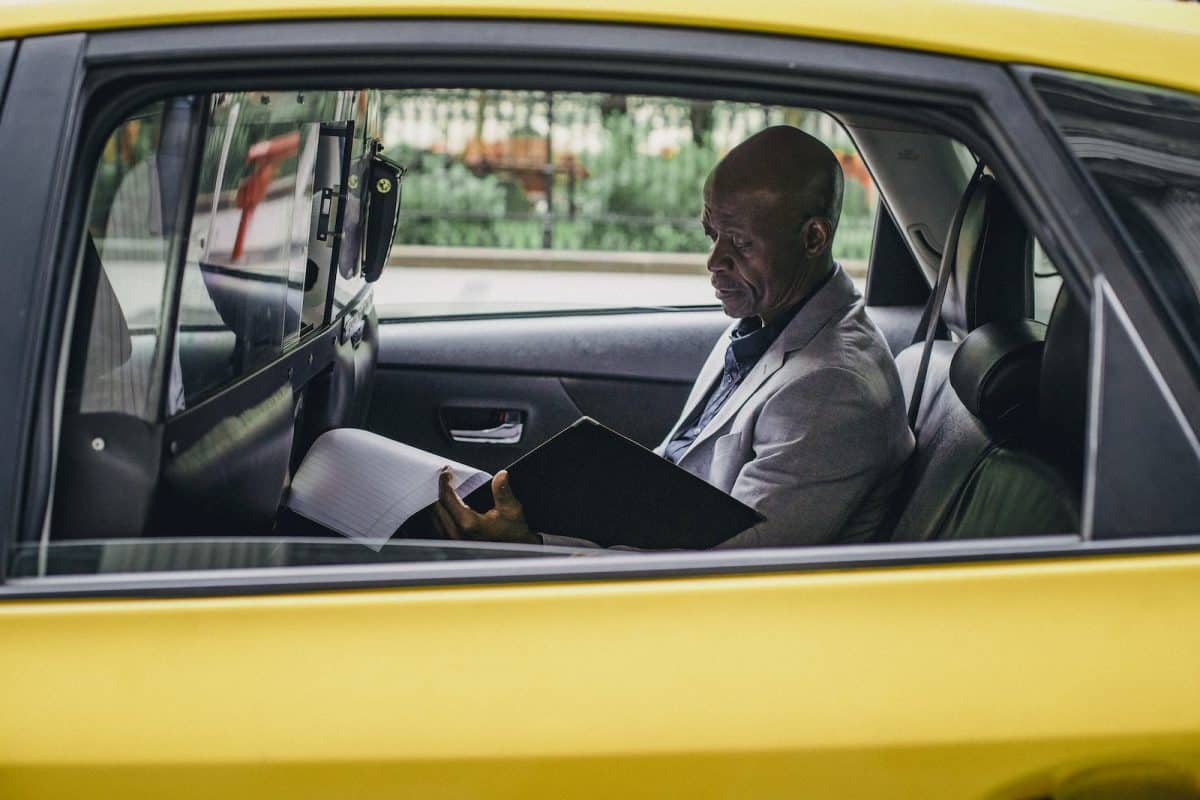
[707,240,731,272]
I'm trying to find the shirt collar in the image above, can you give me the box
[726,264,837,372]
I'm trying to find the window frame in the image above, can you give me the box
[3,19,1197,596]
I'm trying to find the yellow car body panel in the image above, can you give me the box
[1,0,1198,95]
[2,552,1200,798]
[1,3,1198,796]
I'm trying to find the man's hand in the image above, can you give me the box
[434,468,540,545]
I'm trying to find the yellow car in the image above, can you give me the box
[2,1,1200,798]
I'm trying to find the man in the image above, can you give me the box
[434,126,914,548]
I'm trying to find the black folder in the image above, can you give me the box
[465,417,763,549]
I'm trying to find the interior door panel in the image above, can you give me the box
[367,306,927,472]
[367,310,729,471]
[374,310,731,381]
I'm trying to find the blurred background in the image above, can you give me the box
[89,90,878,320]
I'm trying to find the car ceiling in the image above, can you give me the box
[837,112,976,286]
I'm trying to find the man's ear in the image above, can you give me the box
[800,217,833,258]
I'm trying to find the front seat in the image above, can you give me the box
[887,172,1082,541]
[890,310,1080,541]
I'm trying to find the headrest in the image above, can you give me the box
[950,319,1046,429]
[942,174,1033,338]
[1038,285,1090,476]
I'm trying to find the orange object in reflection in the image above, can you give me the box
[835,151,875,205]
[232,130,301,260]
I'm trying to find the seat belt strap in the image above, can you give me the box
[906,161,985,430]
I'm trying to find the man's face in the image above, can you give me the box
[702,182,809,322]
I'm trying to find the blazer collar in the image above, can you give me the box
[672,264,859,459]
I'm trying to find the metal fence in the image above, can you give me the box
[380,90,877,261]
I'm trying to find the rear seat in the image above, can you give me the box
[887,173,1085,541]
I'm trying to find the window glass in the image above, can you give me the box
[40,81,1086,585]
[1034,71,1200,360]
[6,538,591,577]
[375,91,876,318]
[175,90,363,408]
[71,100,182,420]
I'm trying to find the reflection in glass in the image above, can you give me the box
[1036,72,1200,359]
[176,91,360,407]
[75,98,199,420]
[6,537,601,577]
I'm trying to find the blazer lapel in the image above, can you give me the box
[677,265,859,461]
[678,339,786,460]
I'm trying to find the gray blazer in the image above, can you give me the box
[543,265,914,549]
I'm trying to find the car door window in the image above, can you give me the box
[24,45,1183,586]
[33,78,1096,577]
[176,90,366,407]
[374,90,876,319]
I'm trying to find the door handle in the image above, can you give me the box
[443,409,525,445]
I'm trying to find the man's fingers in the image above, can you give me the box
[492,470,523,513]
[438,467,478,531]
[438,467,467,509]
[432,500,460,540]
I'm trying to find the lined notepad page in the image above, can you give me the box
[288,428,491,549]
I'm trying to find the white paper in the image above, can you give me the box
[287,428,492,550]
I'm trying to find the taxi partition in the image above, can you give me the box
[53,89,385,547]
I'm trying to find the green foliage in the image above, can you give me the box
[560,112,713,252]
[388,97,877,259]
[391,146,541,248]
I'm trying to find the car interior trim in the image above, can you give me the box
[0,34,88,582]
[0,40,16,115]
[378,310,729,384]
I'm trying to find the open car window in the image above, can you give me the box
[374,90,876,318]
[25,76,1115,583]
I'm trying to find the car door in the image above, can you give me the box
[3,16,1200,800]
[368,309,728,472]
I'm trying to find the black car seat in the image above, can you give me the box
[938,173,1032,341]
[1035,285,1089,488]
[887,172,1084,541]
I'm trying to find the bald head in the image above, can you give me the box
[701,127,846,322]
[706,125,844,235]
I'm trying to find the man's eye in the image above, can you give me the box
[703,228,717,242]
[731,236,750,251]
